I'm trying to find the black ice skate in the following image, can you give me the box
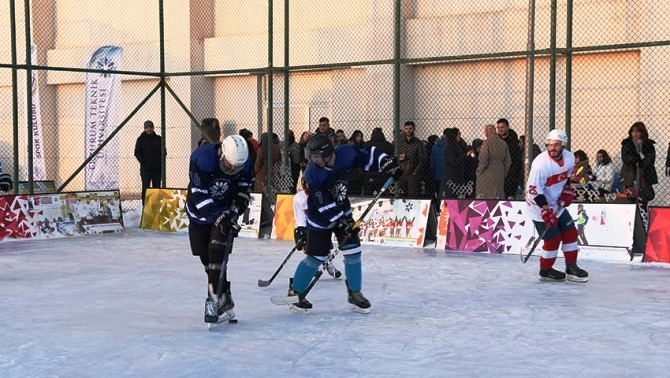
[205,283,235,327]
[566,264,589,283]
[539,267,567,282]
[326,264,343,280]
[348,289,371,314]
[287,277,312,314]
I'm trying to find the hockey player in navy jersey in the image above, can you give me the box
[186,134,255,324]
[525,129,588,283]
[287,133,403,314]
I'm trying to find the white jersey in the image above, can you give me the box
[293,190,308,228]
[525,150,575,221]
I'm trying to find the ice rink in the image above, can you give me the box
[2,227,670,377]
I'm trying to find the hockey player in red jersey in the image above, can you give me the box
[525,129,588,282]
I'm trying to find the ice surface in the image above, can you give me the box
[2,227,670,377]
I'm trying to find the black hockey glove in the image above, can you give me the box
[0,173,12,192]
[336,218,360,238]
[293,226,307,250]
[380,156,403,181]
[214,210,241,237]
[233,191,251,214]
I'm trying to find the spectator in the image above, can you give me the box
[335,129,348,146]
[254,132,282,193]
[197,118,222,147]
[621,121,658,205]
[349,130,364,146]
[363,127,394,196]
[496,118,523,199]
[471,138,484,157]
[298,131,312,175]
[348,130,366,196]
[430,129,448,196]
[397,121,427,197]
[476,124,511,199]
[666,141,670,178]
[591,149,614,196]
[239,128,257,166]
[425,135,440,198]
[315,117,335,138]
[287,130,301,193]
[0,160,13,193]
[518,135,541,164]
[442,128,475,198]
[570,150,592,188]
[134,120,164,204]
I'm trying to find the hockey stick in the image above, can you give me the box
[520,205,563,264]
[271,177,395,305]
[257,239,303,287]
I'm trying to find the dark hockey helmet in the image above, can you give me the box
[305,133,334,160]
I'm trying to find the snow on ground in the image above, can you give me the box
[1,230,670,377]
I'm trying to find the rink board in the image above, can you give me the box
[644,207,670,263]
[438,199,636,259]
[0,190,124,242]
[139,188,262,238]
[271,194,432,248]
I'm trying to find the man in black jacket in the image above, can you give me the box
[134,120,164,204]
[496,118,523,199]
[397,121,427,198]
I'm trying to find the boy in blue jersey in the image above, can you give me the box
[287,133,403,314]
[186,133,255,324]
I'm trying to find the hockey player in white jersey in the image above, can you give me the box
[525,129,588,282]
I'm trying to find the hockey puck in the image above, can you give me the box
[228,319,238,323]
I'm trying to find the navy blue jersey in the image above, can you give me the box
[304,144,389,230]
[185,143,255,225]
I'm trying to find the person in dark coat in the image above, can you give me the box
[134,120,164,204]
[397,121,427,197]
[363,127,395,195]
[621,121,658,205]
[442,128,475,198]
[496,118,523,199]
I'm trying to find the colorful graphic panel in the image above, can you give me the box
[140,189,262,238]
[271,194,295,241]
[644,207,670,263]
[438,199,636,259]
[0,191,124,242]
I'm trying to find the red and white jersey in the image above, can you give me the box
[293,190,308,228]
[525,150,575,221]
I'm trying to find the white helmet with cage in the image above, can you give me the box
[546,129,568,145]
[220,135,249,175]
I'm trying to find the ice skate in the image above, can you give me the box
[348,289,371,314]
[286,277,312,314]
[326,264,343,280]
[539,267,567,282]
[566,264,589,283]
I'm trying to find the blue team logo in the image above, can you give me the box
[210,179,230,200]
[331,180,348,204]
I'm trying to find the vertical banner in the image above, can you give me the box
[30,45,46,180]
[84,46,123,190]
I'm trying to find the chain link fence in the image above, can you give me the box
[1,0,669,212]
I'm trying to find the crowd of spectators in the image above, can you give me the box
[198,117,667,205]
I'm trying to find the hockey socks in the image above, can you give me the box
[291,255,321,294]
[343,253,363,292]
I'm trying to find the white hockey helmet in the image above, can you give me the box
[546,129,568,145]
[220,135,249,175]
